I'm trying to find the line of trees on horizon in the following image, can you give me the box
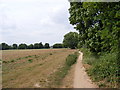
[0,42,69,50]
[0,32,80,50]
[0,42,51,50]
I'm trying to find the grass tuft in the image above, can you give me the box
[66,52,78,66]
[11,60,15,62]
[49,53,53,55]
[28,59,33,63]
[3,61,8,63]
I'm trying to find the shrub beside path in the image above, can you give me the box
[73,51,98,88]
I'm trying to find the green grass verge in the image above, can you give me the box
[48,51,79,87]
[81,48,119,88]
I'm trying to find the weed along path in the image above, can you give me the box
[73,51,97,88]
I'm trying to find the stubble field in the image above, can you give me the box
[2,49,77,88]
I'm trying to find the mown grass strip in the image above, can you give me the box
[2,53,51,64]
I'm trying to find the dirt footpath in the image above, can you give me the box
[73,51,98,88]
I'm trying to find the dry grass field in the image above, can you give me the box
[2,49,77,88]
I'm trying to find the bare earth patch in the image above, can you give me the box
[34,83,41,88]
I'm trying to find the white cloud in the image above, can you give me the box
[0,0,76,45]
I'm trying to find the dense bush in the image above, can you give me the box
[82,48,119,88]
[88,52,118,88]
[80,48,98,65]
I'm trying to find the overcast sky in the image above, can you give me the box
[0,0,77,46]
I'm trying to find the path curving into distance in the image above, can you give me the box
[73,51,98,88]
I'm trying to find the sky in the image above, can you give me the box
[0,0,77,46]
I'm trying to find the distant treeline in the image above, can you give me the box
[0,42,64,50]
[0,31,79,50]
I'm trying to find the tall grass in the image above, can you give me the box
[66,52,78,66]
[81,48,119,88]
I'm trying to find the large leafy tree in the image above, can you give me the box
[44,43,50,48]
[0,43,10,50]
[63,32,79,49]
[68,2,120,88]
[69,2,120,54]
[39,42,44,49]
[34,42,44,49]
[34,43,40,49]
[18,43,27,49]
[12,44,18,49]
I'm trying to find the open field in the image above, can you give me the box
[2,49,77,88]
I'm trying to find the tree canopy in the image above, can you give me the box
[63,32,79,49]
[69,2,120,54]
[0,43,10,50]
[28,44,34,49]
[44,43,50,48]
[12,44,18,49]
